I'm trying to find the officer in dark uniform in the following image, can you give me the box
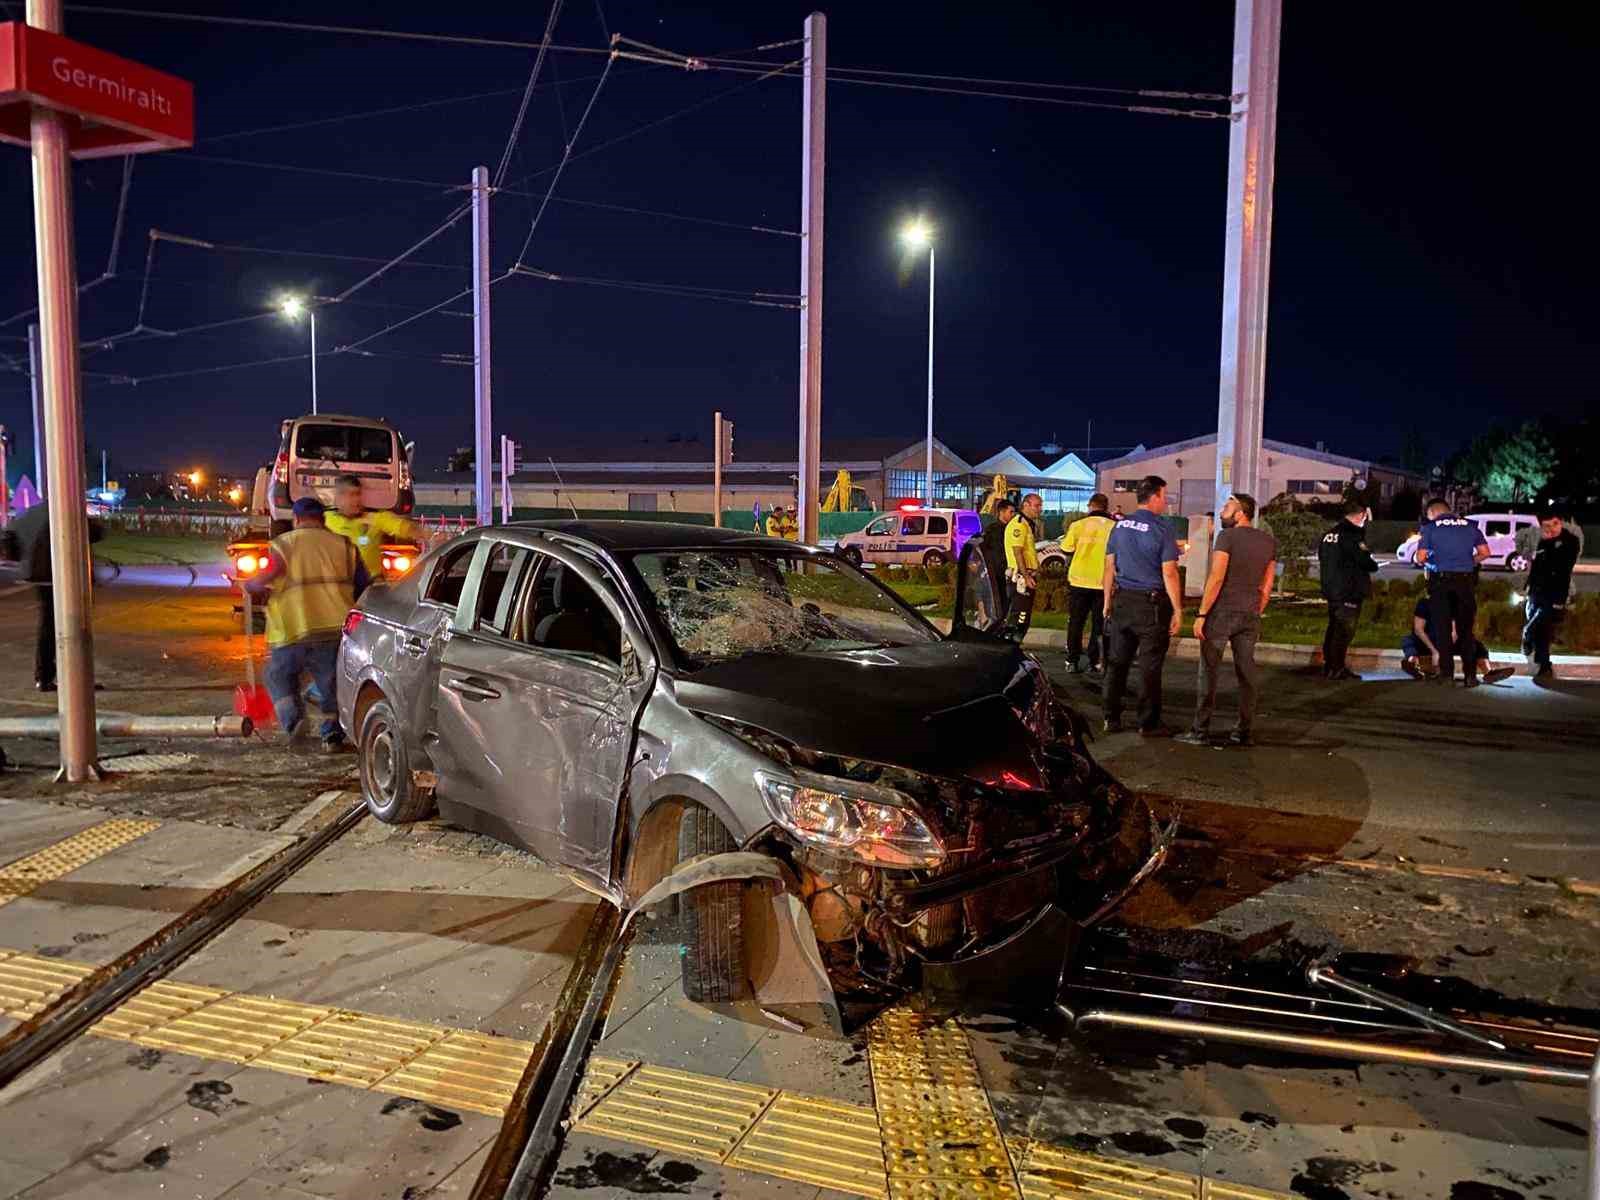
[1101,475,1183,736]
[1316,500,1379,680]
[1416,499,1490,686]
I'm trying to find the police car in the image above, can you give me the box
[1395,512,1538,570]
[834,504,983,568]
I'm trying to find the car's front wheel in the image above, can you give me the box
[359,697,434,824]
[923,548,948,568]
[1039,556,1068,579]
[840,545,863,567]
[677,805,746,1003]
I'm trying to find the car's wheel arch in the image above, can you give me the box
[624,780,750,904]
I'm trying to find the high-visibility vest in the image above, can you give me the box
[265,526,357,647]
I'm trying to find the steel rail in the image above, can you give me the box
[1075,1010,1591,1086]
[0,796,365,1088]
[1308,963,1509,1053]
[468,903,627,1200]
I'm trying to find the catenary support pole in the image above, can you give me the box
[795,12,826,546]
[712,409,723,528]
[500,434,512,523]
[472,165,493,529]
[1213,0,1281,510]
[28,322,46,497]
[923,242,935,505]
[308,307,319,415]
[27,0,99,781]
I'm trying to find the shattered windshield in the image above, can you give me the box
[628,550,939,665]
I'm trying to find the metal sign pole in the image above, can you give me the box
[712,410,723,528]
[26,0,100,780]
[472,166,493,529]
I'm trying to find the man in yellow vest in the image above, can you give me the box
[325,473,423,595]
[241,497,366,750]
[1003,492,1043,640]
[1061,493,1117,676]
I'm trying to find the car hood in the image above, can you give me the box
[675,639,1057,789]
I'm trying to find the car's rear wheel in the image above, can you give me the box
[840,546,863,567]
[1039,556,1068,579]
[923,548,948,568]
[359,697,433,824]
[1506,552,1531,573]
[677,806,746,1003]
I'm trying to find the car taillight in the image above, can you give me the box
[235,554,258,575]
[381,554,395,572]
[274,452,289,484]
[343,611,365,636]
[391,555,412,573]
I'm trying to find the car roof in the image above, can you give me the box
[290,413,397,428]
[506,519,795,551]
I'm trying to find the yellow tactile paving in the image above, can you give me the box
[0,818,161,906]
[0,942,1297,1200]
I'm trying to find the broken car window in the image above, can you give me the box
[629,550,939,666]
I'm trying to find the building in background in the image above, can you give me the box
[1094,434,1427,517]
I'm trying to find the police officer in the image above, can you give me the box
[1523,512,1580,681]
[1317,500,1380,680]
[1415,498,1490,686]
[1002,493,1043,639]
[240,497,367,750]
[1101,475,1182,736]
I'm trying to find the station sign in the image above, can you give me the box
[0,22,193,158]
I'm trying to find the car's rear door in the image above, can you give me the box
[431,537,654,888]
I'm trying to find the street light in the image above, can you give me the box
[900,220,936,505]
[279,295,318,414]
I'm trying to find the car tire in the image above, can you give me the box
[677,805,746,1004]
[358,697,434,824]
[923,548,948,568]
[840,546,863,567]
[1506,552,1531,573]
[1039,556,1067,579]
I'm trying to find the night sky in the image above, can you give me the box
[0,2,1588,479]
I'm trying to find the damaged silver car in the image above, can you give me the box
[337,522,1170,1030]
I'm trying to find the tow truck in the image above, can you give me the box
[226,466,421,629]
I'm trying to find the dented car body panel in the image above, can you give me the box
[338,521,1166,1019]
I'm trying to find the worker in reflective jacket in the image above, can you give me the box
[241,497,366,750]
[1003,493,1043,640]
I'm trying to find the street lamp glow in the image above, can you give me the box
[279,296,305,319]
[278,296,319,414]
[901,221,933,249]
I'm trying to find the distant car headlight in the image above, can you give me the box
[756,769,945,868]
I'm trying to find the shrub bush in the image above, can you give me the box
[902,565,928,584]
[1480,601,1523,645]
[1477,577,1513,604]
[1559,594,1600,654]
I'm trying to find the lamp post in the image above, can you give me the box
[901,221,936,505]
[280,296,318,414]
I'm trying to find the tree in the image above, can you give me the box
[1260,497,1325,590]
[1454,422,1555,504]
[1400,426,1428,475]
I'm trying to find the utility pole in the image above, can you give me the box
[472,165,493,529]
[712,410,724,529]
[27,0,99,780]
[499,434,514,522]
[100,449,107,492]
[1213,0,1282,510]
[795,12,826,546]
[0,426,10,530]
[28,322,46,497]
[308,307,319,416]
[922,241,936,505]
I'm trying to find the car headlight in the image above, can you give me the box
[756,769,944,868]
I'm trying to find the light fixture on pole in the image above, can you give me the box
[279,296,318,414]
[900,220,936,506]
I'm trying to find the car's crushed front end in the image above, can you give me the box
[682,649,1171,1016]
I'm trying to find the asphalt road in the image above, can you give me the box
[0,578,1595,1200]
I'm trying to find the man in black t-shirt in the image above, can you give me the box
[1523,513,1580,680]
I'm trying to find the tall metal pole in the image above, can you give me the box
[27,0,99,781]
[796,12,826,546]
[471,165,493,529]
[0,428,9,529]
[308,308,319,415]
[923,243,936,505]
[499,434,512,523]
[28,322,46,497]
[1213,0,1281,510]
[712,409,724,528]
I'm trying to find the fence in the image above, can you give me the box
[103,509,250,539]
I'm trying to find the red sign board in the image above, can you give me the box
[0,22,194,158]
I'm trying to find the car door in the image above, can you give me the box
[1479,517,1513,564]
[898,514,927,564]
[397,538,481,757]
[431,537,654,890]
[950,538,1007,637]
[860,515,896,563]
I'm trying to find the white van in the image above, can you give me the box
[269,413,414,533]
[1395,512,1539,570]
[834,506,983,569]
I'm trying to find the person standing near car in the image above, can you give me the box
[1061,494,1115,676]
[1003,493,1043,640]
[978,498,1016,614]
[241,497,366,751]
[1415,498,1491,686]
[1317,501,1380,681]
[1523,512,1580,681]
[1101,476,1183,736]
[4,499,104,692]
[324,474,423,597]
[1178,493,1276,747]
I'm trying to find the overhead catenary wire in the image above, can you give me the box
[334,285,477,355]
[178,153,459,191]
[493,0,566,187]
[201,84,558,144]
[512,265,799,310]
[514,52,617,267]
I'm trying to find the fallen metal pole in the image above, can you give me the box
[1589,1046,1599,1200]
[1075,1010,1589,1086]
[0,714,251,739]
[1308,963,1509,1053]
